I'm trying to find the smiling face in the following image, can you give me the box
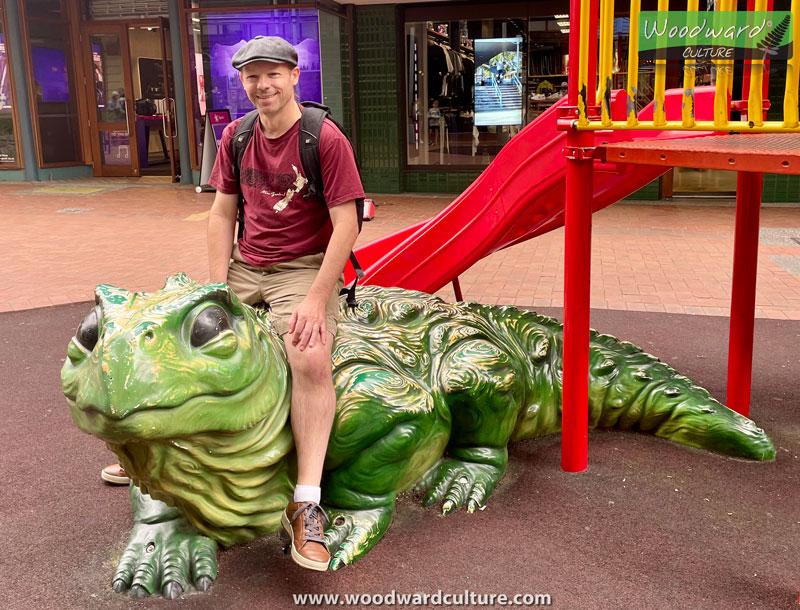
[239,60,299,120]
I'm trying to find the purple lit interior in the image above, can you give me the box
[31,46,70,103]
[203,10,322,119]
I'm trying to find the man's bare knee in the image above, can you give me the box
[284,336,333,384]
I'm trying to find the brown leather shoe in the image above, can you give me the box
[281,501,330,571]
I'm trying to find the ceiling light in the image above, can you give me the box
[554,14,568,18]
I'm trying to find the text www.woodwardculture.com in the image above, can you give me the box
[293,590,553,606]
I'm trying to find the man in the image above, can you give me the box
[206,36,363,571]
[100,36,360,570]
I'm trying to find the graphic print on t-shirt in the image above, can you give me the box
[240,166,308,213]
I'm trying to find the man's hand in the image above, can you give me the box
[288,294,329,351]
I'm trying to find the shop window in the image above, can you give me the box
[0,10,21,168]
[24,5,82,165]
[405,19,527,168]
[186,9,323,167]
[527,17,569,122]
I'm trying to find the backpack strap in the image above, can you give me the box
[298,103,366,309]
[231,110,260,240]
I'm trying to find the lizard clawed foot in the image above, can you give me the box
[323,506,393,571]
[416,458,505,515]
[112,520,218,598]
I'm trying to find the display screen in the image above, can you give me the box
[474,38,523,126]
[208,109,231,148]
[0,34,10,110]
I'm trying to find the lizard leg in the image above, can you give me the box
[113,485,217,598]
[322,364,450,569]
[417,338,524,515]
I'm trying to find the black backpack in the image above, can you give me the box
[230,102,365,308]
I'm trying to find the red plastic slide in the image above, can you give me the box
[353,87,720,294]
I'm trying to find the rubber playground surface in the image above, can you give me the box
[1,181,799,609]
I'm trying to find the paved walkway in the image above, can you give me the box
[2,178,800,319]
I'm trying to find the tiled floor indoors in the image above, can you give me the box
[2,178,800,320]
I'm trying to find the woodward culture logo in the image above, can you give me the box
[639,11,793,62]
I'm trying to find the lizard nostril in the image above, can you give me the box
[144,331,155,343]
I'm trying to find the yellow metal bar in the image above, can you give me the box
[653,0,669,127]
[598,0,615,126]
[575,120,800,131]
[626,0,640,127]
[747,0,769,127]
[724,0,735,99]
[784,0,800,128]
[577,0,592,126]
[713,0,733,128]
[681,0,699,128]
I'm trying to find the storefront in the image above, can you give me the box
[0,0,797,203]
[0,0,352,183]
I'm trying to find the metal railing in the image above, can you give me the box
[492,77,503,107]
[574,0,800,131]
[513,73,523,96]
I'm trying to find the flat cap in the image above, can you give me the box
[232,36,298,70]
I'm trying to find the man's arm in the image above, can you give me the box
[207,191,240,283]
[289,200,359,350]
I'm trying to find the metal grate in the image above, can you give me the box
[87,0,168,19]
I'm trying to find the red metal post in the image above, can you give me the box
[726,171,763,417]
[451,277,463,302]
[562,132,594,473]
[561,0,596,473]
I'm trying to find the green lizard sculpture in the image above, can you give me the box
[61,274,775,599]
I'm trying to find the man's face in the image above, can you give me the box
[240,61,299,117]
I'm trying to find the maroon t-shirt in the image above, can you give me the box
[208,108,365,266]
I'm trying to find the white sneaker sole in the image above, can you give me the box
[281,512,330,571]
[100,469,130,485]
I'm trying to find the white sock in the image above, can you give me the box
[293,485,321,504]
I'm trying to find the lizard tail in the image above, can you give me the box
[506,313,775,461]
[585,332,775,460]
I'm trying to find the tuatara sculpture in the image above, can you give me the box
[61,274,775,599]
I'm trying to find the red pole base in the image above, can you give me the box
[726,171,762,417]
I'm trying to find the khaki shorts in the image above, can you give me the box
[227,244,344,337]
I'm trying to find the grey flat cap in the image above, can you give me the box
[232,36,298,70]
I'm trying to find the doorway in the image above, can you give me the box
[81,18,179,180]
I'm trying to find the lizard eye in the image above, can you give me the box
[75,306,101,352]
[191,305,231,347]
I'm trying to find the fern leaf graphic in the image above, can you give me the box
[756,14,791,57]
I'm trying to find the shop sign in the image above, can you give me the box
[639,11,793,62]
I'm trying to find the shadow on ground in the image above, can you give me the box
[2,302,798,609]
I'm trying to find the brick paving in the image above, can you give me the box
[1,180,800,319]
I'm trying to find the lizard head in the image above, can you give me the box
[61,273,289,444]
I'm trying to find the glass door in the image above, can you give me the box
[82,24,139,177]
[158,17,179,181]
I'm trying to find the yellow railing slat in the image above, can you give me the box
[784,0,800,128]
[626,0,640,126]
[653,0,669,127]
